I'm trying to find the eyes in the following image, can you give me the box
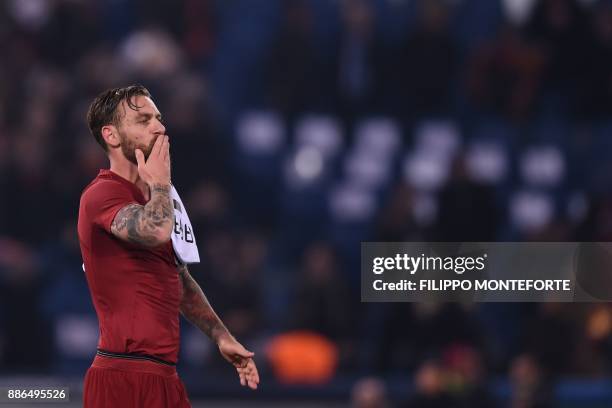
[137,116,164,126]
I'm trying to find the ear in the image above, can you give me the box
[101,125,121,149]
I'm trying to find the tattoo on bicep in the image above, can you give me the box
[109,185,173,246]
[125,207,159,246]
[110,204,156,245]
[111,203,141,235]
[178,265,227,340]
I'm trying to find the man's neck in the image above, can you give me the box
[109,157,149,198]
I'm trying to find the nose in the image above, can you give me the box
[154,119,166,135]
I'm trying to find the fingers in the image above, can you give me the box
[237,370,256,389]
[236,359,259,390]
[247,359,260,388]
[135,149,145,167]
[246,368,259,389]
[162,135,170,162]
[238,369,246,386]
[222,340,259,389]
[152,133,165,157]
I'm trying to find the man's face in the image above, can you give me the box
[115,95,166,165]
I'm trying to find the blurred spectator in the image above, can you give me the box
[400,0,458,118]
[524,0,590,113]
[264,0,325,117]
[442,344,495,407]
[433,156,501,241]
[351,377,390,408]
[332,0,392,118]
[187,180,233,236]
[157,73,224,191]
[508,354,554,408]
[375,183,425,242]
[468,23,544,121]
[77,46,129,93]
[3,135,57,243]
[575,1,612,119]
[572,305,612,376]
[365,302,489,374]
[181,0,216,64]
[415,303,488,359]
[39,220,97,374]
[575,195,612,241]
[404,349,495,408]
[519,303,579,377]
[37,1,101,64]
[293,243,352,341]
[0,238,52,371]
[403,360,458,408]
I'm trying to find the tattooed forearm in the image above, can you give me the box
[110,184,174,246]
[178,264,230,343]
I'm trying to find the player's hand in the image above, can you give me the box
[135,134,171,187]
[218,335,260,390]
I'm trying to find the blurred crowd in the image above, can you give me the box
[2,0,612,405]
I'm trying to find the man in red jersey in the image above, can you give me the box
[78,85,259,407]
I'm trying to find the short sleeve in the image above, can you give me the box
[83,180,139,233]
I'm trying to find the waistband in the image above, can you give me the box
[92,350,177,378]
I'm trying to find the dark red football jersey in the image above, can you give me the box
[78,169,181,363]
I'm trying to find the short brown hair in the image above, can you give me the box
[86,85,151,151]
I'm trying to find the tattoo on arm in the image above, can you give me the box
[110,184,174,246]
[178,264,230,342]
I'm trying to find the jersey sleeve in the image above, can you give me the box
[83,181,139,234]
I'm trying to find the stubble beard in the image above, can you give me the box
[119,131,158,165]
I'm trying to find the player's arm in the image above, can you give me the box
[110,135,173,247]
[177,263,231,341]
[110,186,173,247]
[178,264,260,389]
